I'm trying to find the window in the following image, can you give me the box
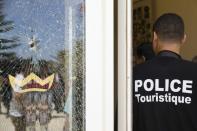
[0,0,85,130]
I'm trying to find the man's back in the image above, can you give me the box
[133,51,197,131]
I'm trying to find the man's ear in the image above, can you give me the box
[181,34,187,44]
[152,32,158,53]
[153,32,158,41]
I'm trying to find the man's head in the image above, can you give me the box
[152,13,186,54]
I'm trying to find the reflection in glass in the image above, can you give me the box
[0,0,85,131]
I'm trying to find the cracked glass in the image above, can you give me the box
[0,0,85,131]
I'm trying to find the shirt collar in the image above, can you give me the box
[158,50,182,59]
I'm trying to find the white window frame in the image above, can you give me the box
[86,0,132,130]
[86,0,114,131]
[118,0,132,131]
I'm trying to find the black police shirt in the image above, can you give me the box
[133,50,197,131]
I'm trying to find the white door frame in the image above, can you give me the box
[86,0,114,131]
[86,0,132,130]
[118,0,132,131]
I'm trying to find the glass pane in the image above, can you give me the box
[0,0,85,131]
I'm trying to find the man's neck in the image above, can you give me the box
[157,41,181,55]
[159,48,180,55]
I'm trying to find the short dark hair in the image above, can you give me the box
[137,42,155,61]
[153,13,185,42]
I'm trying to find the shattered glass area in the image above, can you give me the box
[0,0,85,131]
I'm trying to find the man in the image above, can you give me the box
[192,56,197,63]
[0,72,12,116]
[63,84,72,131]
[9,91,25,131]
[24,82,54,131]
[9,73,25,131]
[23,93,37,131]
[0,75,3,113]
[133,13,197,131]
[134,42,155,66]
[38,92,53,131]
